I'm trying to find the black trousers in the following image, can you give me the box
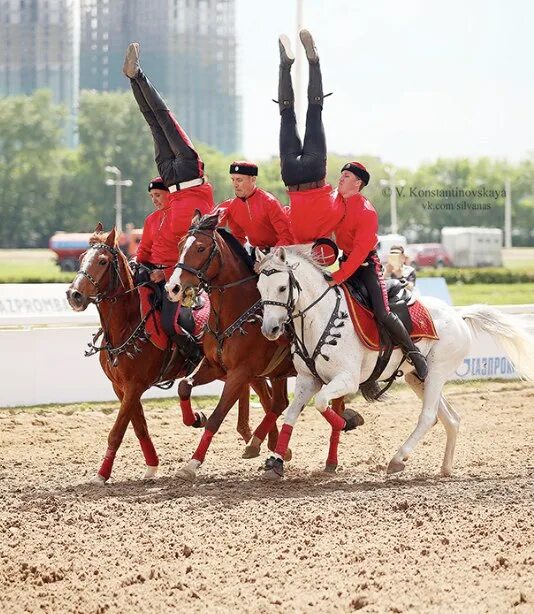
[346,252,391,323]
[130,71,203,186]
[279,105,327,186]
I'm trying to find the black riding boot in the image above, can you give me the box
[278,35,295,113]
[299,29,324,107]
[384,312,428,380]
[173,331,202,368]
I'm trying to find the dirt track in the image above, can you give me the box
[1,381,533,613]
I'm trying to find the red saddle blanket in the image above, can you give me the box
[341,284,438,351]
[139,287,210,351]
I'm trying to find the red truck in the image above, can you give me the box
[49,229,142,271]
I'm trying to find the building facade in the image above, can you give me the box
[80,0,240,154]
[0,0,80,145]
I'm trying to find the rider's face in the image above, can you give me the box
[231,174,256,199]
[149,189,170,210]
[337,171,363,197]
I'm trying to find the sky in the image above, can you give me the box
[235,0,534,168]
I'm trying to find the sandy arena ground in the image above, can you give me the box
[0,380,533,613]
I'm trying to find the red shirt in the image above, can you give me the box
[288,184,345,243]
[331,192,378,284]
[218,188,293,248]
[136,206,169,265]
[150,183,214,267]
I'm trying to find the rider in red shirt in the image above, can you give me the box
[218,161,293,249]
[136,177,171,268]
[276,32,427,379]
[332,163,426,379]
[124,43,212,365]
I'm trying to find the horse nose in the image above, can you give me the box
[67,289,83,306]
[170,283,181,296]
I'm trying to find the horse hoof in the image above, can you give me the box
[143,465,158,480]
[342,408,364,432]
[284,447,293,462]
[92,474,107,485]
[387,458,406,474]
[262,468,283,481]
[263,456,284,479]
[176,466,197,483]
[324,463,338,473]
[441,466,453,477]
[242,444,261,459]
[192,412,207,429]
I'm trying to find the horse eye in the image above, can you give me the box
[278,286,287,293]
[98,258,107,266]
[197,246,206,253]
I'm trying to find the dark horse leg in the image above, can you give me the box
[176,368,249,482]
[96,383,158,483]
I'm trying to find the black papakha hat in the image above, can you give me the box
[341,162,370,186]
[148,177,168,192]
[229,161,258,176]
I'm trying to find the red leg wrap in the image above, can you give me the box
[274,424,293,458]
[321,407,346,431]
[139,437,159,467]
[180,398,196,426]
[98,447,117,481]
[192,429,214,463]
[254,411,278,442]
[327,429,340,466]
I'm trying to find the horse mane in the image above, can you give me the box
[257,246,328,277]
[89,231,108,245]
[216,228,255,274]
[190,211,220,232]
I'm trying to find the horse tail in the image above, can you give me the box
[460,304,534,381]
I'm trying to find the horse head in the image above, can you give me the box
[166,209,222,303]
[255,247,299,340]
[66,223,130,311]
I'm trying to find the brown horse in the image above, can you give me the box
[165,212,360,481]
[66,224,277,482]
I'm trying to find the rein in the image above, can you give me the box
[175,226,263,370]
[259,265,348,384]
[77,242,152,366]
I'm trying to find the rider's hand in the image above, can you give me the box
[150,270,165,283]
[327,279,337,288]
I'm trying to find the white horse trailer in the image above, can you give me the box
[441,227,503,267]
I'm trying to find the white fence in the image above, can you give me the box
[1,284,533,408]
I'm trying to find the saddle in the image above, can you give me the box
[138,284,210,351]
[341,279,438,401]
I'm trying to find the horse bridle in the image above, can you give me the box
[260,266,302,317]
[174,229,221,292]
[259,264,345,384]
[174,228,257,293]
[77,243,124,303]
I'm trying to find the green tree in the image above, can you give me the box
[0,90,66,247]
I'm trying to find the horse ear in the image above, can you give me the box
[95,222,104,233]
[191,209,203,225]
[106,227,117,246]
[277,247,287,263]
[255,247,267,263]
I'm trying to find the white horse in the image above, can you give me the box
[255,247,534,479]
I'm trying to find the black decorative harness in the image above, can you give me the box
[79,243,154,368]
[260,265,348,385]
[173,227,262,370]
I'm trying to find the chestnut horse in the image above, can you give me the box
[66,224,278,483]
[165,211,361,482]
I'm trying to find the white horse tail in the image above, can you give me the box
[460,304,534,381]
